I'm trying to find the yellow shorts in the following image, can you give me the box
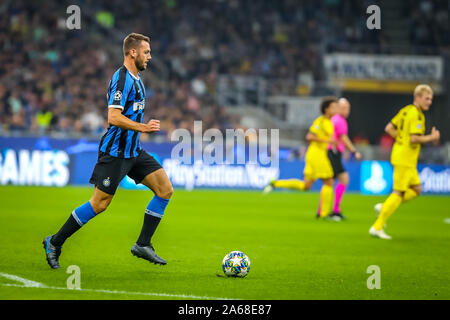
[303,152,333,181]
[393,165,421,192]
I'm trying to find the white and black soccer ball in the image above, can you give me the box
[222,251,250,278]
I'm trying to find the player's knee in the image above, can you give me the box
[339,173,349,186]
[414,186,422,196]
[393,190,403,197]
[166,186,174,199]
[157,184,174,199]
[91,198,111,214]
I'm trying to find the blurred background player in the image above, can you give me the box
[43,33,174,268]
[264,97,338,219]
[317,98,362,221]
[370,85,440,239]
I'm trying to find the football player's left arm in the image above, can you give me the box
[108,108,160,133]
[410,127,440,144]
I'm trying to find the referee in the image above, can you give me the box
[319,98,361,220]
[43,33,173,268]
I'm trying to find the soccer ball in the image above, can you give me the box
[222,251,250,278]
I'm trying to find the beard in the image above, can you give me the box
[135,58,147,71]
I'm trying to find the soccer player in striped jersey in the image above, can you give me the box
[370,84,440,239]
[263,97,338,219]
[43,33,173,268]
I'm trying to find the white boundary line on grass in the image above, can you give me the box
[0,272,47,288]
[0,272,237,300]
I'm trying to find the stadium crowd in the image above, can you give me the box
[0,0,447,141]
[408,0,450,52]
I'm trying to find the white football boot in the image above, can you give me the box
[262,180,275,194]
[369,226,392,240]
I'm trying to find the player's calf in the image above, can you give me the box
[44,200,100,269]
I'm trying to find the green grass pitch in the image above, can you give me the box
[0,185,449,300]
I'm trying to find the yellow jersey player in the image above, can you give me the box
[370,84,440,239]
[263,97,338,219]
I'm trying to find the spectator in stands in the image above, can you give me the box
[0,0,446,143]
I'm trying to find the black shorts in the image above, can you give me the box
[327,149,346,178]
[89,149,162,195]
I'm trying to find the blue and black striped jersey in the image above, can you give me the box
[99,66,146,158]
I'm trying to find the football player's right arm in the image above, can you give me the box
[108,108,160,133]
[306,119,335,145]
[306,131,337,146]
[386,111,401,139]
[385,122,397,139]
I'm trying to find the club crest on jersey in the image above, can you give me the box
[114,91,122,101]
[103,177,111,187]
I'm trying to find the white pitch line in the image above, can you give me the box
[0,272,237,300]
[0,283,235,300]
[0,272,47,288]
[444,218,450,224]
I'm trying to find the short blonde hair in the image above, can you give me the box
[414,84,433,97]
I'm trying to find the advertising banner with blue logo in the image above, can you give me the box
[360,161,393,195]
[418,164,450,194]
[360,160,450,195]
[1,137,449,194]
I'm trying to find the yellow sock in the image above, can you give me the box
[373,193,402,230]
[273,179,305,191]
[319,184,333,218]
[403,188,418,203]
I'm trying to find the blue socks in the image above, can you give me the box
[145,195,170,218]
[51,201,97,246]
[71,201,97,226]
[137,196,170,246]
[53,196,170,248]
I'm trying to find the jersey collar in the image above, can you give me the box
[123,65,140,81]
[128,70,140,81]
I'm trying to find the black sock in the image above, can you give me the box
[51,214,81,247]
[136,214,161,247]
